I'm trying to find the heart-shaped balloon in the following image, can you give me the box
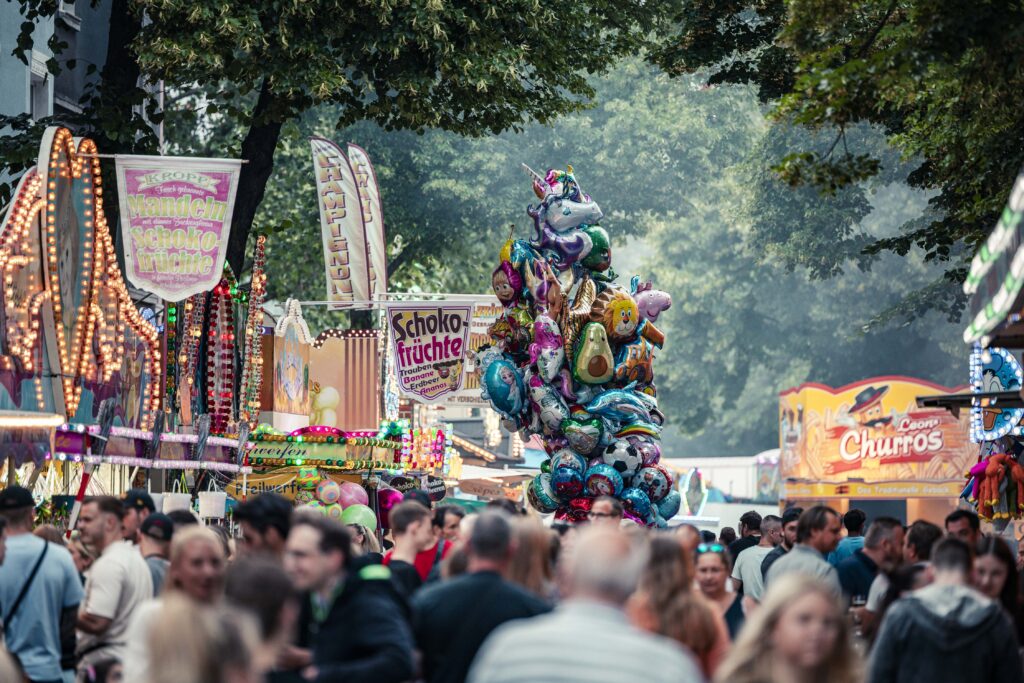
[561,416,603,455]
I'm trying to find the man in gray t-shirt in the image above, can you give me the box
[765,506,842,598]
[139,513,174,595]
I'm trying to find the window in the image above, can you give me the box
[30,73,50,120]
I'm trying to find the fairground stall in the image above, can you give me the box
[922,164,1024,537]
[0,126,261,528]
[779,376,975,524]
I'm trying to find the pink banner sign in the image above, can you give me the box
[115,155,241,301]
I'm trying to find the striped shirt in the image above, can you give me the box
[467,600,703,683]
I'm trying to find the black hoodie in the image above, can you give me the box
[868,583,1023,683]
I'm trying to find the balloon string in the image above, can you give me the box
[507,224,515,242]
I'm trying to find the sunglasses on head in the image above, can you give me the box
[696,543,725,554]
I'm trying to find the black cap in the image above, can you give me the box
[140,513,175,542]
[403,489,432,510]
[0,486,34,511]
[121,489,155,513]
[234,493,292,537]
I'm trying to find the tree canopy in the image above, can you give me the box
[653,0,1024,322]
[219,58,963,454]
[3,0,688,275]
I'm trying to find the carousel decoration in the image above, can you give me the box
[0,127,162,425]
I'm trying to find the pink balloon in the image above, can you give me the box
[338,481,369,509]
[377,487,404,529]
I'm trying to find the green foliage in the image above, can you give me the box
[4,0,686,273]
[138,0,676,133]
[654,0,1024,321]
[216,58,963,453]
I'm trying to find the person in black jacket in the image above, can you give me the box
[280,514,414,683]
[868,537,1023,683]
[413,511,551,683]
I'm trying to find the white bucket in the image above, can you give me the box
[198,491,227,519]
[162,493,192,513]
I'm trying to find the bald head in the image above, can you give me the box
[563,528,646,605]
[468,511,512,561]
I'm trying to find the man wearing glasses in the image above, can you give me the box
[587,497,623,527]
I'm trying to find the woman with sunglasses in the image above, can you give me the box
[695,542,744,640]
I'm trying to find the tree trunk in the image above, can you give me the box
[93,0,145,232]
[226,79,285,276]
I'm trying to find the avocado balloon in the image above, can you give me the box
[573,322,614,384]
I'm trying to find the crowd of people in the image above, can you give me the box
[0,485,1022,683]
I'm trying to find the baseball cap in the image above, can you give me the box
[0,486,34,511]
[122,489,156,513]
[140,513,174,542]
[403,489,432,510]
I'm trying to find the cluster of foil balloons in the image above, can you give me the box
[476,165,678,526]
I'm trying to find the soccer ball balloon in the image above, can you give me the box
[602,440,642,478]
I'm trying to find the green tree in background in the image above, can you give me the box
[653,0,1024,322]
[226,58,964,454]
[3,0,683,277]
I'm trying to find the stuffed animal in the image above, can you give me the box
[982,454,1010,504]
[1010,461,1024,513]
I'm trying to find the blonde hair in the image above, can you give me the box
[349,523,381,554]
[148,595,259,683]
[170,526,225,565]
[714,575,860,683]
[69,536,98,562]
[507,518,556,599]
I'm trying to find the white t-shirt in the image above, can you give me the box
[866,572,889,612]
[77,540,154,667]
[732,545,774,601]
